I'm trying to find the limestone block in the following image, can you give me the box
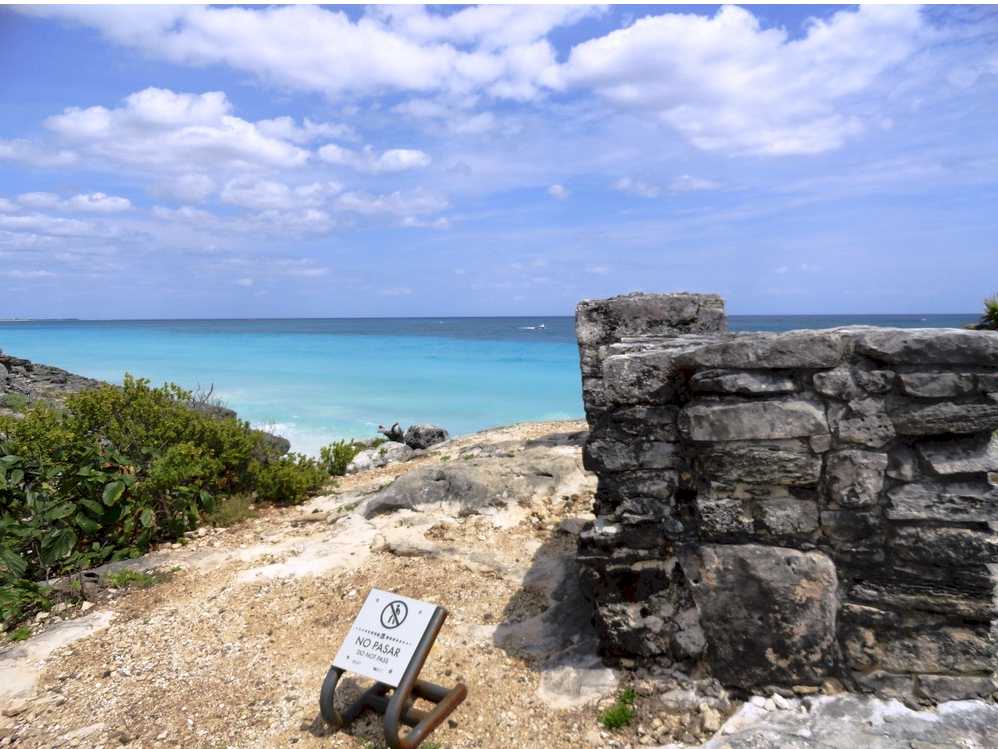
[853,328,998,365]
[890,401,998,436]
[813,367,895,399]
[697,498,753,538]
[754,497,819,537]
[916,433,998,476]
[695,442,821,485]
[679,544,839,686]
[886,481,998,522]
[674,330,847,370]
[690,369,797,395]
[891,526,998,566]
[823,450,887,507]
[899,372,976,398]
[681,399,828,442]
[827,398,895,448]
[842,623,992,673]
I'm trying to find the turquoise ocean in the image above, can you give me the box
[0,314,978,455]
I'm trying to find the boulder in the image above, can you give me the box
[346,442,415,474]
[403,423,449,450]
[361,447,589,518]
[853,328,998,365]
[681,399,828,442]
[679,544,839,686]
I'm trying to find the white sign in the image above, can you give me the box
[332,589,437,688]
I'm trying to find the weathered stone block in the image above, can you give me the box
[603,350,686,406]
[690,369,797,395]
[674,330,847,370]
[820,510,881,544]
[583,439,680,473]
[979,373,998,392]
[916,675,997,702]
[576,292,726,347]
[681,399,828,442]
[916,433,998,476]
[599,469,679,501]
[607,405,679,440]
[695,442,821,485]
[853,328,998,365]
[849,573,995,620]
[827,398,896,448]
[899,372,976,398]
[823,450,887,507]
[891,526,998,566]
[841,623,992,673]
[886,481,998,522]
[889,401,998,436]
[680,544,839,686]
[754,498,819,537]
[813,367,894,399]
[697,498,753,539]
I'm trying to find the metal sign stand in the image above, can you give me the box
[320,605,467,749]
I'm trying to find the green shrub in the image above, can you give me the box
[319,438,385,476]
[0,375,327,627]
[599,688,636,730]
[203,493,256,527]
[252,453,327,505]
[105,569,168,589]
[982,294,998,330]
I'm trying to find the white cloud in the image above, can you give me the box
[23,6,596,102]
[235,277,254,287]
[379,286,413,297]
[0,212,101,238]
[612,177,660,199]
[256,116,356,144]
[586,264,611,275]
[44,87,309,171]
[401,216,450,230]
[547,184,569,200]
[317,143,431,173]
[220,178,343,211]
[669,175,720,192]
[557,5,927,155]
[0,198,18,213]
[336,188,448,217]
[159,174,216,203]
[16,191,131,212]
[0,138,78,168]
[66,192,132,212]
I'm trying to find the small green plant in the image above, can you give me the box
[320,439,368,476]
[252,453,327,505]
[439,455,450,462]
[599,688,637,730]
[105,569,167,589]
[203,493,256,527]
[8,625,30,642]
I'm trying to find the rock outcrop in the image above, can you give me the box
[403,423,449,450]
[576,294,998,703]
[0,350,102,417]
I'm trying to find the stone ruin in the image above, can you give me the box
[576,292,997,704]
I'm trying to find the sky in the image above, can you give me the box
[1,4,996,319]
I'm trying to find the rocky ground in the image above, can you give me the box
[2,420,996,749]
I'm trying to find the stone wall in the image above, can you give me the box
[576,293,998,703]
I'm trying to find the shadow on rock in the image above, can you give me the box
[492,518,619,709]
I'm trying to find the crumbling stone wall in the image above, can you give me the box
[577,293,998,703]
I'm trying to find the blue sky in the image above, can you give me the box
[1,4,996,318]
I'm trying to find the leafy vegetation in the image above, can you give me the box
[104,568,169,589]
[980,293,998,330]
[319,438,385,476]
[0,376,326,628]
[599,688,637,730]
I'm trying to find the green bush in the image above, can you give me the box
[252,453,327,505]
[982,294,998,330]
[319,438,383,476]
[0,375,327,627]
